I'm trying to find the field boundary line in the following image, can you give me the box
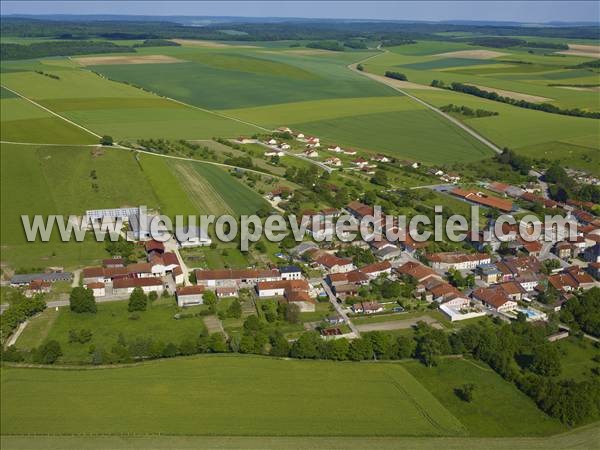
[348,51,503,155]
[0,84,102,139]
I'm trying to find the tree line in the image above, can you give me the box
[1,40,133,60]
[431,80,600,119]
[440,103,499,118]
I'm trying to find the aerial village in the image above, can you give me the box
[9,127,600,341]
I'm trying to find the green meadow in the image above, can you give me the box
[404,358,565,437]
[0,356,465,437]
[0,143,158,269]
[16,298,208,364]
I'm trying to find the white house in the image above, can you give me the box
[371,155,390,163]
[324,157,342,166]
[85,282,106,298]
[176,285,205,307]
[328,145,343,153]
[352,158,369,168]
[264,150,284,157]
[280,266,303,280]
[267,138,278,145]
[279,143,291,150]
[304,149,319,158]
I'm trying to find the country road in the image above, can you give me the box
[348,51,503,156]
[321,280,360,338]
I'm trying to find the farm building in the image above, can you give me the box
[176,285,205,307]
[85,282,106,298]
[112,277,164,295]
[10,272,73,287]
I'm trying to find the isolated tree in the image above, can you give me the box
[100,135,113,146]
[148,291,158,303]
[69,287,97,313]
[128,287,148,312]
[456,383,476,402]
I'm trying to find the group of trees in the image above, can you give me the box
[306,40,345,51]
[104,235,136,260]
[69,287,97,313]
[137,138,217,160]
[440,103,499,118]
[544,163,600,204]
[560,288,600,337]
[452,315,600,426]
[494,148,532,175]
[0,291,46,344]
[438,81,600,119]
[384,71,408,81]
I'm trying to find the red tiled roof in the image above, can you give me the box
[315,253,353,269]
[451,188,513,212]
[346,201,374,218]
[144,240,165,252]
[359,261,391,274]
[113,277,162,289]
[82,267,104,278]
[426,252,489,264]
[86,282,105,289]
[395,262,440,282]
[102,258,125,267]
[127,263,153,274]
[177,285,205,296]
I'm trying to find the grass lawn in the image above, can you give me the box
[555,337,600,381]
[403,358,566,437]
[13,307,60,350]
[181,245,249,270]
[0,356,465,436]
[16,298,208,364]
